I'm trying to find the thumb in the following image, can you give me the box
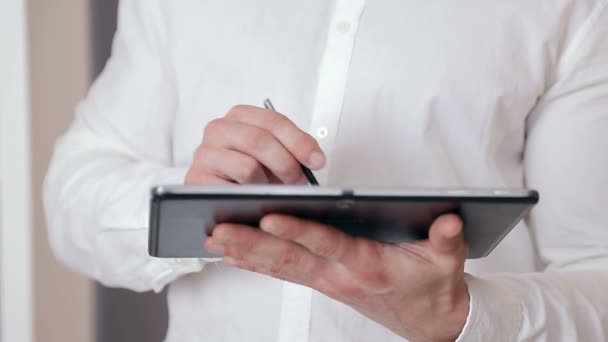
[428,214,465,256]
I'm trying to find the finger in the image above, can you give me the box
[259,214,357,262]
[184,168,234,185]
[428,214,466,257]
[225,105,326,170]
[195,145,269,184]
[263,168,283,184]
[203,119,308,184]
[208,224,326,285]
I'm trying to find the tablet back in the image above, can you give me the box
[149,186,538,259]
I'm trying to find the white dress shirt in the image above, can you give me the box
[44,0,608,341]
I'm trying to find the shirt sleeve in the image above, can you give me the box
[43,0,207,293]
[457,2,608,341]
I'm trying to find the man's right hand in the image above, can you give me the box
[186,105,326,185]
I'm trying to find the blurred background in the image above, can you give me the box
[1,0,169,341]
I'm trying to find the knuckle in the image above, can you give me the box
[184,168,201,185]
[192,144,210,161]
[245,128,270,151]
[186,147,210,185]
[236,159,261,183]
[204,118,226,137]
[268,112,290,131]
[226,105,251,119]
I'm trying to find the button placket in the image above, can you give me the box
[307,0,367,185]
[277,1,367,342]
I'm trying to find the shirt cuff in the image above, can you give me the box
[149,257,226,293]
[455,274,523,342]
[148,167,221,292]
[101,166,217,292]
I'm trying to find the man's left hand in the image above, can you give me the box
[204,214,470,342]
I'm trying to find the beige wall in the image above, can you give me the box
[27,1,94,342]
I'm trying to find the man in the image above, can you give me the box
[44,0,608,341]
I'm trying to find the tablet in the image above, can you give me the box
[148,185,538,259]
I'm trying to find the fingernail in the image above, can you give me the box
[445,224,462,239]
[259,217,276,233]
[308,151,326,169]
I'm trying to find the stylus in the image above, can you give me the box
[263,98,320,186]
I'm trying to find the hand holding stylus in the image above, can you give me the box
[186,103,325,185]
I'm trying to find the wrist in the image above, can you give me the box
[393,279,470,342]
[435,280,470,342]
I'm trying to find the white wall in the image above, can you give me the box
[0,0,34,341]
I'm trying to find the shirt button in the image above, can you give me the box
[336,20,352,34]
[317,126,329,139]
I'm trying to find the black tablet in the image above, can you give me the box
[148,185,538,259]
